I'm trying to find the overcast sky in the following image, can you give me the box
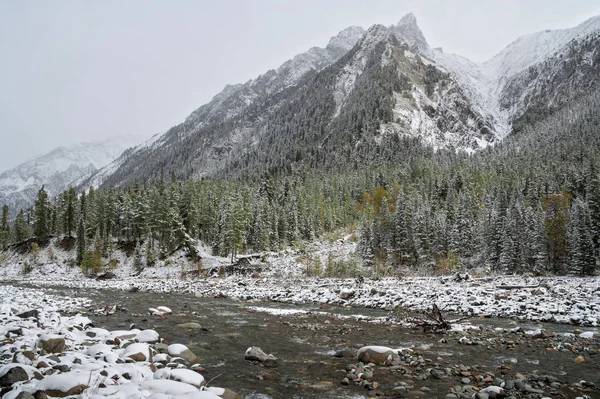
[1,0,600,171]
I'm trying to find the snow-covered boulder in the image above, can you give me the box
[154,368,205,387]
[356,346,393,364]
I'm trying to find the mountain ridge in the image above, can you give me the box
[14,13,600,196]
[0,137,140,215]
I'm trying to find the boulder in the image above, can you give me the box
[122,343,151,362]
[17,309,40,319]
[244,346,277,363]
[0,366,29,387]
[340,289,355,300]
[41,384,87,398]
[167,344,197,363]
[39,336,66,354]
[220,389,242,399]
[15,392,35,399]
[135,330,160,343]
[356,346,394,364]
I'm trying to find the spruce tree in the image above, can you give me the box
[34,186,50,243]
[77,217,86,266]
[0,205,9,250]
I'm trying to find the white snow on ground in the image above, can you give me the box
[1,237,599,326]
[0,285,235,399]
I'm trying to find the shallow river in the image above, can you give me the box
[34,285,600,399]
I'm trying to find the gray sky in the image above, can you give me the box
[1,0,600,171]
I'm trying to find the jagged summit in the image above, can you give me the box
[326,26,365,54]
[394,12,429,51]
[73,13,600,192]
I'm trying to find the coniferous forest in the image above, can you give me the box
[1,88,599,277]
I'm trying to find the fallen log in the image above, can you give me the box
[497,284,540,289]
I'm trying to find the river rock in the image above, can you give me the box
[123,343,151,362]
[356,346,393,364]
[334,349,356,358]
[135,329,160,343]
[15,392,35,399]
[220,389,242,399]
[41,384,88,398]
[168,344,198,363]
[17,309,40,319]
[39,335,66,354]
[340,289,355,300]
[154,368,205,387]
[245,346,277,362]
[0,366,29,387]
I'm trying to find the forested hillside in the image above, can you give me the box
[2,15,600,278]
[2,87,599,276]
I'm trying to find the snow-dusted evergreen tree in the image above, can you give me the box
[34,186,50,243]
[567,198,595,276]
[0,205,9,250]
[394,196,413,265]
[76,217,85,266]
[133,242,144,273]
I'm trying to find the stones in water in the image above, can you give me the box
[167,344,198,363]
[356,346,393,364]
[245,346,278,363]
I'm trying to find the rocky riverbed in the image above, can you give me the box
[2,284,598,399]
[0,285,240,399]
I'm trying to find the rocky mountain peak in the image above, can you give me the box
[326,26,365,54]
[394,13,429,52]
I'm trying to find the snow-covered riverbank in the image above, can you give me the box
[1,256,599,327]
[0,285,239,399]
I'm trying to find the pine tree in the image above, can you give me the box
[65,187,76,237]
[133,242,143,273]
[0,205,9,250]
[567,199,595,276]
[34,186,50,243]
[76,217,86,266]
[145,240,156,267]
[14,210,30,243]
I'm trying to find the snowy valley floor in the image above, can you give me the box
[1,238,599,327]
[1,243,600,398]
[1,261,600,327]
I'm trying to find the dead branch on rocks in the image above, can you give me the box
[497,284,540,289]
[413,304,451,332]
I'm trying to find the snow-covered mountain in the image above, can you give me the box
[0,137,140,215]
[82,13,600,189]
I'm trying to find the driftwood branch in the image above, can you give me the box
[413,304,451,332]
[497,284,540,290]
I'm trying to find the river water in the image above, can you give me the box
[35,285,600,399]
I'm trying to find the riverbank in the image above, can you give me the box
[2,263,600,327]
[2,237,599,327]
[2,283,600,399]
[0,284,240,399]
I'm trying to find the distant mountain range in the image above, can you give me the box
[77,13,600,189]
[0,137,139,215]
[3,13,600,211]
